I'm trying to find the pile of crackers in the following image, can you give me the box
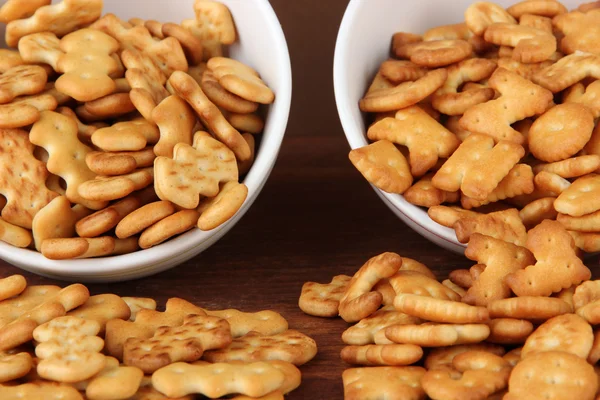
[350,0,600,254]
[0,274,315,399]
[300,244,600,399]
[0,0,274,259]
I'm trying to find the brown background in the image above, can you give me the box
[0,1,498,398]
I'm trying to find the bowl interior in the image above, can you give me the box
[0,0,291,280]
[333,0,580,253]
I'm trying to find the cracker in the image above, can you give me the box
[385,323,490,347]
[379,60,426,84]
[341,343,423,366]
[162,22,204,66]
[463,233,534,306]
[484,23,557,63]
[17,32,62,71]
[0,65,47,105]
[83,93,136,120]
[521,314,593,359]
[465,1,517,36]
[152,95,196,158]
[569,230,600,252]
[0,217,32,248]
[487,318,533,344]
[427,206,480,228]
[497,57,553,81]
[0,102,40,129]
[124,314,231,373]
[84,356,143,400]
[193,0,236,45]
[207,57,274,105]
[488,296,573,320]
[534,171,571,195]
[5,0,102,48]
[367,106,460,176]
[453,208,528,246]
[555,173,600,216]
[75,195,142,238]
[122,297,157,322]
[422,351,511,400]
[424,343,505,370]
[349,140,413,194]
[554,9,600,55]
[67,294,131,334]
[227,112,264,135]
[564,80,600,118]
[0,382,83,399]
[589,329,600,364]
[201,69,258,114]
[339,252,402,323]
[341,307,421,345]
[115,200,175,239]
[0,275,26,302]
[343,366,425,400]
[0,0,50,23]
[398,39,473,68]
[403,173,460,208]
[152,361,286,399]
[388,270,460,301]
[460,164,534,209]
[573,281,600,324]
[394,293,489,324]
[33,316,105,382]
[505,220,590,296]
[533,155,600,179]
[533,52,600,92]
[201,308,288,338]
[299,274,351,318]
[168,71,250,161]
[41,236,118,259]
[557,209,600,232]
[505,351,597,400]
[359,69,448,113]
[31,196,77,251]
[138,209,200,249]
[86,149,155,176]
[529,103,594,162]
[236,133,255,176]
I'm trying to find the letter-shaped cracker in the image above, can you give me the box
[423,351,511,400]
[168,71,250,161]
[0,128,58,229]
[431,133,524,201]
[152,361,286,399]
[533,52,600,93]
[124,314,230,373]
[154,135,238,209]
[460,68,552,144]
[55,29,119,102]
[505,351,597,400]
[367,106,460,176]
[34,316,106,383]
[343,366,425,400]
[554,9,600,55]
[339,252,402,323]
[463,234,534,306]
[505,220,591,297]
[299,275,352,317]
[30,111,107,210]
[5,0,103,48]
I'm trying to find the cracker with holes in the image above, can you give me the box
[432,133,524,202]
[343,366,426,400]
[67,294,131,333]
[460,68,552,144]
[505,220,590,297]
[349,140,413,194]
[299,275,352,317]
[33,316,105,382]
[463,233,534,306]
[0,65,47,104]
[0,128,58,229]
[203,329,317,366]
[124,314,231,373]
[367,106,460,176]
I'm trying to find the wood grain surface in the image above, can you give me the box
[0,1,596,399]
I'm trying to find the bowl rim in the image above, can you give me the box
[332,0,464,251]
[0,0,293,277]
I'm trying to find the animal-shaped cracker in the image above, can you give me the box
[0,65,47,104]
[343,366,425,400]
[17,32,63,71]
[505,220,590,297]
[339,252,402,323]
[31,196,77,251]
[553,9,600,55]
[521,314,593,359]
[464,1,516,36]
[431,133,525,202]
[203,329,317,366]
[154,135,238,209]
[299,275,352,317]
[5,0,103,48]
[30,111,107,210]
[67,294,131,334]
[83,356,143,400]
[385,323,490,347]
[168,70,251,161]
[388,270,460,301]
[504,351,597,400]
[124,314,231,373]
[459,68,552,144]
[484,23,556,63]
[555,174,600,217]
[367,106,460,176]
[0,128,58,229]
[152,361,286,399]
[463,234,534,306]
[152,95,196,157]
[0,0,51,24]
[533,52,600,93]
[122,297,157,322]
[349,140,413,194]
[34,316,106,382]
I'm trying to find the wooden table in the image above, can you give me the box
[0,1,502,398]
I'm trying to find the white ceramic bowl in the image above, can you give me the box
[333,0,578,254]
[0,0,291,282]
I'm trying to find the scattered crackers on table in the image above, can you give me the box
[0,273,313,399]
[0,0,275,259]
